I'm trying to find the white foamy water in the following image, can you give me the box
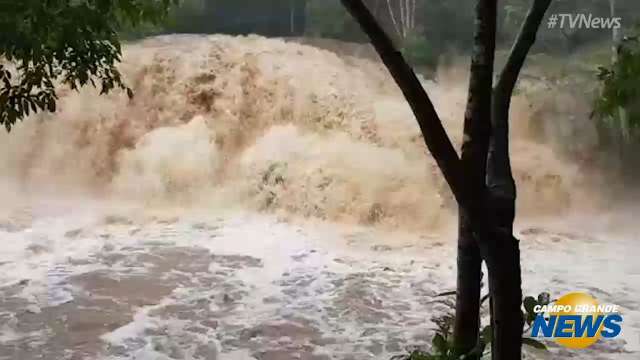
[0,199,638,359]
[0,35,638,359]
[0,34,604,230]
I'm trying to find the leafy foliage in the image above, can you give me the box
[402,32,439,70]
[0,0,177,131]
[594,29,640,140]
[306,0,365,42]
[518,292,552,351]
[392,291,551,360]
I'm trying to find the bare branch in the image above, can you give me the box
[385,0,402,39]
[411,0,417,30]
[400,0,406,38]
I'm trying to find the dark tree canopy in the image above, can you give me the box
[0,0,176,131]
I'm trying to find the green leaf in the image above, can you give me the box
[0,0,172,130]
[481,325,492,345]
[522,296,538,312]
[524,296,539,325]
[522,337,548,350]
[432,333,447,353]
[46,98,56,113]
[525,310,537,326]
[537,292,551,306]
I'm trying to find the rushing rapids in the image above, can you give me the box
[0,35,637,360]
[0,34,604,230]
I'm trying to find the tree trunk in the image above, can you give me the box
[290,0,295,35]
[482,233,523,359]
[453,211,482,356]
[488,91,516,232]
[487,1,551,358]
[609,0,629,149]
[489,0,552,219]
[453,0,497,356]
[610,0,619,63]
[340,1,551,359]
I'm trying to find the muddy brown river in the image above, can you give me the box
[0,35,638,359]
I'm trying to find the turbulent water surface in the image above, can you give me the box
[0,35,638,360]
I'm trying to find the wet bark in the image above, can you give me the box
[487,1,551,358]
[490,0,552,226]
[453,0,496,356]
[453,212,482,356]
[481,233,523,360]
[340,1,550,359]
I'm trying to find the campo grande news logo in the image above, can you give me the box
[531,292,623,349]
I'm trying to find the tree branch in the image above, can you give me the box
[340,0,465,205]
[454,1,497,357]
[495,0,552,100]
[488,0,551,208]
[461,0,497,196]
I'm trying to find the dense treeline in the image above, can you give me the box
[142,0,640,61]
[171,0,307,36]
[2,0,638,158]
[146,0,640,161]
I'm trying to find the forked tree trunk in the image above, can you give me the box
[339,1,551,359]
